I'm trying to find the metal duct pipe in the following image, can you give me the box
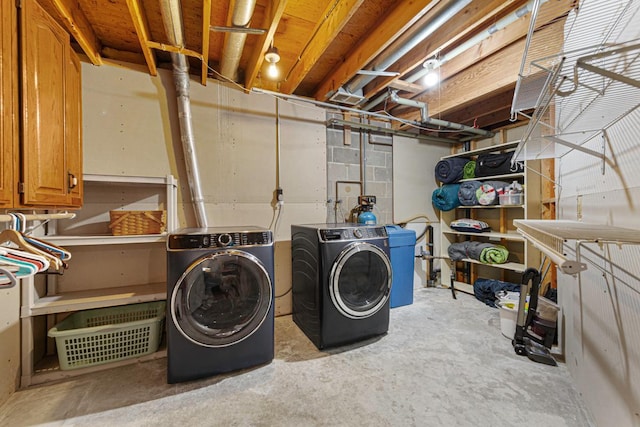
[390,91,428,122]
[220,0,258,81]
[345,0,471,94]
[364,0,543,111]
[160,0,208,227]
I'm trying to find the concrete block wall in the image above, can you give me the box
[326,112,393,225]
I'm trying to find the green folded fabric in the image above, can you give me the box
[480,245,509,264]
[463,160,476,179]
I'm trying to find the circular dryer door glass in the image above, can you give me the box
[171,250,272,347]
[330,242,392,319]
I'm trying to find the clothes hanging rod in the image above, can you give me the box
[0,212,76,224]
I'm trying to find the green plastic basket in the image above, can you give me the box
[48,301,166,370]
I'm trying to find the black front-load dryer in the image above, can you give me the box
[291,223,392,349]
[166,226,274,383]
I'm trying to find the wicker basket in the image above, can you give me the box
[109,210,166,235]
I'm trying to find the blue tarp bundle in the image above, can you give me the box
[432,184,461,211]
[473,278,521,307]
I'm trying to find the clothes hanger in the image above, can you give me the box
[0,228,62,270]
[0,266,18,289]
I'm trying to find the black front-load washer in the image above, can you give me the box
[166,226,274,383]
[291,223,392,349]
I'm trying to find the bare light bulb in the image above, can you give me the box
[423,71,439,88]
[267,62,279,79]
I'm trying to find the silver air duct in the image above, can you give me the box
[159,0,208,227]
[220,0,258,81]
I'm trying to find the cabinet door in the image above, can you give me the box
[0,0,17,207]
[66,50,83,208]
[20,0,73,206]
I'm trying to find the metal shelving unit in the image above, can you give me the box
[510,0,639,168]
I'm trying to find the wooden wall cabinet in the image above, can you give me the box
[0,0,18,207]
[0,0,82,209]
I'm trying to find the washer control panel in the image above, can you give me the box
[319,226,387,242]
[168,230,272,249]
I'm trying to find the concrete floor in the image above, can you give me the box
[0,287,595,426]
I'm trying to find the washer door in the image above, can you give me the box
[171,250,272,347]
[329,242,392,319]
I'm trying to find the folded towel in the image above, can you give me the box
[432,184,461,212]
[463,161,476,179]
[435,157,469,184]
[458,180,482,206]
[480,245,509,264]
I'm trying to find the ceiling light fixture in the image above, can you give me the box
[264,46,281,79]
[422,58,440,88]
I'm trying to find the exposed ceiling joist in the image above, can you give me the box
[201,0,212,85]
[126,0,157,76]
[244,0,288,90]
[363,0,522,101]
[279,0,365,94]
[313,0,437,102]
[50,0,102,65]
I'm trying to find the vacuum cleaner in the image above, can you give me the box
[512,268,557,366]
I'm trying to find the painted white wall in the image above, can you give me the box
[392,136,450,287]
[80,63,326,316]
[552,3,640,425]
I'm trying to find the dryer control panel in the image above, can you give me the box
[168,230,273,249]
[319,226,387,242]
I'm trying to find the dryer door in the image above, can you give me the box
[329,242,392,319]
[171,250,272,347]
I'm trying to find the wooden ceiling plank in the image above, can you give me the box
[279,0,365,95]
[397,20,564,124]
[125,0,157,76]
[389,80,423,93]
[366,0,573,102]
[313,0,437,102]
[244,0,288,91]
[201,0,212,85]
[363,0,525,100]
[50,0,102,65]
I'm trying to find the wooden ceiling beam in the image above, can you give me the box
[126,0,157,76]
[244,0,288,91]
[362,0,523,101]
[279,0,365,95]
[313,0,437,102]
[49,0,102,65]
[396,20,564,124]
[201,0,212,85]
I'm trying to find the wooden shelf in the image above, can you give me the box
[456,204,524,209]
[458,172,524,182]
[21,282,166,317]
[442,141,519,159]
[442,224,525,242]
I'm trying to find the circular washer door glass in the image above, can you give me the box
[329,242,391,319]
[171,250,272,347]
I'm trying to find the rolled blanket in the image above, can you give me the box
[435,157,469,184]
[480,245,509,264]
[475,181,510,205]
[463,160,476,179]
[448,241,494,261]
[432,184,461,212]
[458,180,482,206]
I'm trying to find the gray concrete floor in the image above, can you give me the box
[0,287,595,426]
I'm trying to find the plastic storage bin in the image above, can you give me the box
[48,301,166,370]
[385,225,417,308]
[499,193,524,205]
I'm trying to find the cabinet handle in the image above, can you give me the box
[68,172,78,192]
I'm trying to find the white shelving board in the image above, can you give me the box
[514,219,640,274]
